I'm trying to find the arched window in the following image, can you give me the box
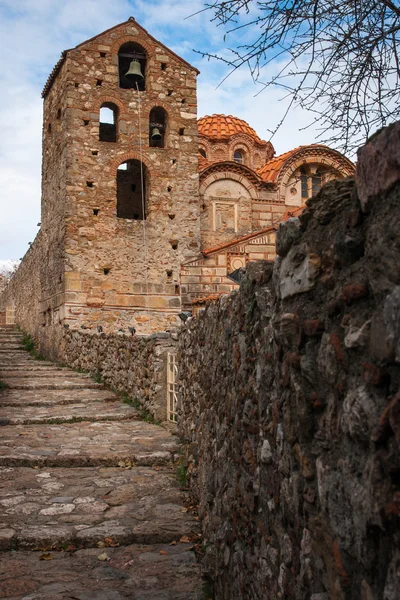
[199,148,207,159]
[149,107,167,148]
[99,103,118,142]
[118,42,146,91]
[300,167,309,199]
[117,160,148,220]
[234,150,244,164]
[312,167,322,196]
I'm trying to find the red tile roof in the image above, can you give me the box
[257,147,307,183]
[203,226,276,256]
[198,114,267,145]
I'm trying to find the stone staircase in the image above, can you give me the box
[0,327,202,600]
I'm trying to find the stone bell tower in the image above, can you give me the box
[40,17,201,334]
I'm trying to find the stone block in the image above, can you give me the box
[356,122,400,212]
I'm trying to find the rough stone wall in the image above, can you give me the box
[62,329,177,422]
[54,19,200,334]
[0,234,43,342]
[178,128,400,599]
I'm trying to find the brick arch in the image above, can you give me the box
[110,152,152,176]
[111,35,153,57]
[277,147,355,201]
[199,168,259,200]
[93,96,127,118]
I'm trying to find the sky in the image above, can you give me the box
[0,0,335,266]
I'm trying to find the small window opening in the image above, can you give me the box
[161,63,167,71]
[118,42,146,91]
[57,108,61,119]
[166,270,173,278]
[149,106,167,148]
[201,203,206,211]
[300,167,309,199]
[47,123,52,133]
[181,99,185,104]
[100,52,106,58]
[167,186,172,192]
[167,89,173,96]
[175,284,180,294]
[234,150,244,164]
[199,148,207,159]
[179,128,185,136]
[168,214,175,220]
[117,159,149,220]
[96,79,103,87]
[170,241,178,250]
[75,82,79,88]
[99,103,118,142]
[83,119,90,126]
[87,181,94,188]
[92,150,98,156]
[172,159,177,164]
[93,208,100,216]
[103,268,110,275]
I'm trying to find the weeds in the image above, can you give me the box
[122,394,160,424]
[0,380,9,390]
[20,334,46,361]
[93,370,103,384]
[176,462,188,487]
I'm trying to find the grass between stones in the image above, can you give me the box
[121,393,160,425]
[0,379,9,390]
[20,333,46,361]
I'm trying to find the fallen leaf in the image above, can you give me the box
[169,541,177,546]
[97,541,106,548]
[39,553,53,561]
[179,536,191,543]
[97,553,110,561]
[104,537,119,547]
[159,550,168,555]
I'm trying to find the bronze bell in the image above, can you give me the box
[125,59,144,81]
[151,127,162,141]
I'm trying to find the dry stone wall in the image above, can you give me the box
[178,126,400,600]
[62,329,177,422]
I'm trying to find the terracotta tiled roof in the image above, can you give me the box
[203,226,276,256]
[198,114,267,144]
[257,147,307,183]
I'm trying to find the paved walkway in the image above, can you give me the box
[0,327,202,600]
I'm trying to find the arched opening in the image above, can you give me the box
[118,42,146,91]
[300,167,309,199]
[117,160,149,220]
[312,167,323,196]
[234,149,244,164]
[99,103,118,142]
[149,107,167,148]
[199,148,207,159]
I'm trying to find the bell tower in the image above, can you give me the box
[40,17,201,333]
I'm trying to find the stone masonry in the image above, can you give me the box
[178,126,400,600]
[0,326,202,599]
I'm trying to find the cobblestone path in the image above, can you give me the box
[0,327,202,600]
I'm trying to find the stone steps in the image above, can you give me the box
[0,401,138,425]
[0,544,202,599]
[0,466,198,551]
[0,378,105,390]
[0,420,179,467]
[0,327,202,596]
[0,388,118,407]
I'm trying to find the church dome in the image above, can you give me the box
[198,114,267,145]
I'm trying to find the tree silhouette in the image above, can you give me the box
[194,0,400,152]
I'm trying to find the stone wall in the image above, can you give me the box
[178,126,400,599]
[62,329,177,422]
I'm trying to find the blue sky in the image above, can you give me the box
[0,0,328,265]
